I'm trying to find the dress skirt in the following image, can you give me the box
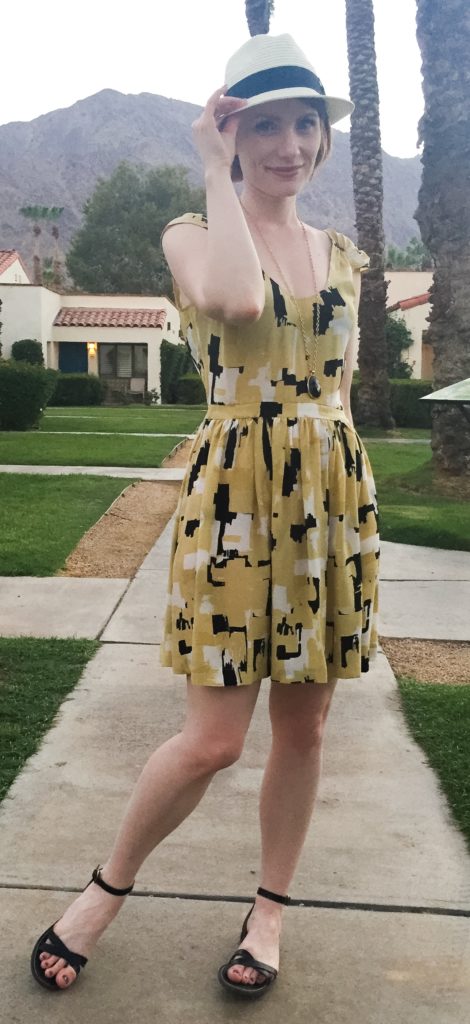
[160,401,380,687]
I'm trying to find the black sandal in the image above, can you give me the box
[30,864,135,991]
[217,885,291,998]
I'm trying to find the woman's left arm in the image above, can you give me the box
[339,269,361,428]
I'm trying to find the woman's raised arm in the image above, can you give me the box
[162,88,265,324]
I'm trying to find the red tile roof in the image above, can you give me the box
[0,249,29,278]
[53,307,167,328]
[387,292,430,313]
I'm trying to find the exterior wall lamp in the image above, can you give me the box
[87,342,98,357]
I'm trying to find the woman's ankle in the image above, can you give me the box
[98,860,136,892]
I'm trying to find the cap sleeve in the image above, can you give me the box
[160,211,208,243]
[328,230,369,272]
[160,212,208,313]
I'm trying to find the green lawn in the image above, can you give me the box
[0,474,128,575]
[397,678,470,854]
[0,638,99,803]
[42,405,206,435]
[367,443,470,551]
[361,427,430,441]
[0,432,191,467]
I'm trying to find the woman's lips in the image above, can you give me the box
[267,166,303,177]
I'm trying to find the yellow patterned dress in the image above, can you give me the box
[160,213,379,687]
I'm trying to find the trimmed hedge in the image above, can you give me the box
[11,338,44,365]
[351,378,433,428]
[49,373,106,406]
[0,361,58,430]
[160,339,194,403]
[175,373,206,405]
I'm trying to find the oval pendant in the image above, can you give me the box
[307,374,322,399]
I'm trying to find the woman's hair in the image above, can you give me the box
[230,98,332,183]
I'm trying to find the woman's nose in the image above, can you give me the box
[276,128,301,158]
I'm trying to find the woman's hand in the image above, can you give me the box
[192,86,247,174]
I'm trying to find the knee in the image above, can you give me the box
[273,714,326,754]
[183,733,245,773]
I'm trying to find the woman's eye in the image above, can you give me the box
[298,117,318,131]
[254,120,277,133]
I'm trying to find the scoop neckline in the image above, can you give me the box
[263,228,335,302]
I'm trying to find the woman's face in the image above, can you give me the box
[234,98,323,195]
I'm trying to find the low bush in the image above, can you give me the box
[160,339,194,403]
[49,373,106,406]
[175,373,206,405]
[0,360,54,430]
[11,338,44,365]
[351,378,433,428]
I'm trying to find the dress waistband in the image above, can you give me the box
[206,401,350,423]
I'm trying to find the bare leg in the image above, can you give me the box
[39,678,261,989]
[227,677,338,986]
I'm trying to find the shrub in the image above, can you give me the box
[49,373,106,406]
[0,360,53,430]
[11,338,44,365]
[160,339,194,403]
[351,378,433,428]
[175,373,206,405]
[385,313,414,379]
[389,378,433,427]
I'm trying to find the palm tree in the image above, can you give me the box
[345,0,393,427]
[245,0,273,36]
[19,205,64,289]
[47,206,64,289]
[19,205,47,285]
[415,0,470,474]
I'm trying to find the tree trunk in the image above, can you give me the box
[32,225,42,286]
[415,0,470,474]
[345,0,393,427]
[245,0,273,36]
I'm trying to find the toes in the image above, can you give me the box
[41,953,59,969]
[227,965,244,982]
[43,956,66,978]
[226,965,259,986]
[42,956,77,987]
[55,966,77,989]
[242,967,258,985]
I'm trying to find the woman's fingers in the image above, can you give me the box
[191,85,247,170]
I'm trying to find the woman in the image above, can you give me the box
[31,33,379,999]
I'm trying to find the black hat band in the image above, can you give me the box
[226,65,326,100]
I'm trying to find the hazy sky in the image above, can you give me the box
[3,0,423,158]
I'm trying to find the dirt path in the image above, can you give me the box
[59,438,193,579]
[380,638,470,686]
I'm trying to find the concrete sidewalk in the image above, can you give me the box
[0,464,186,480]
[0,526,469,1021]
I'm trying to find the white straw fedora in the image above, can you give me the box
[223,33,354,125]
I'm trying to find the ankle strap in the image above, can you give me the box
[92,865,135,896]
[256,885,291,906]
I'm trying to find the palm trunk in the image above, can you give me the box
[33,226,42,286]
[345,0,393,427]
[415,0,470,474]
[245,0,273,35]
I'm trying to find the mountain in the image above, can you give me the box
[0,88,422,264]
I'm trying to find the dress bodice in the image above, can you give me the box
[162,212,369,410]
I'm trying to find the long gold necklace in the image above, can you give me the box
[240,201,322,399]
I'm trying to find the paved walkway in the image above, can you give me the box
[0,464,187,480]
[0,524,469,1021]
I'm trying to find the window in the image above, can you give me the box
[99,343,148,378]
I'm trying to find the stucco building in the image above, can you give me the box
[0,278,180,401]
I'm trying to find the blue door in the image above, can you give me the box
[59,342,88,373]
